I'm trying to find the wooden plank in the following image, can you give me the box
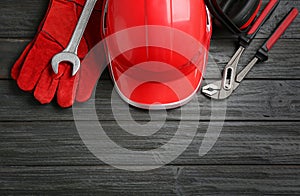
[0,0,299,38]
[0,39,28,79]
[0,121,299,166]
[0,165,299,195]
[0,1,299,194]
[0,0,48,38]
[1,38,300,79]
[0,80,299,121]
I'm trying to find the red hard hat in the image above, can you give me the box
[102,0,212,109]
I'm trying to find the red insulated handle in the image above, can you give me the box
[247,0,279,38]
[256,8,299,62]
[266,8,299,50]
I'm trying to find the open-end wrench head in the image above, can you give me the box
[51,52,81,76]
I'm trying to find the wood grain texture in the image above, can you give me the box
[0,0,299,194]
[0,0,48,38]
[0,0,299,38]
[0,166,299,195]
[1,80,299,121]
[0,121,299,166]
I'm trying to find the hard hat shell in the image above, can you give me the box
[102,0,212,109]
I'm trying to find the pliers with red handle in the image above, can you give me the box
[202,5,298,99]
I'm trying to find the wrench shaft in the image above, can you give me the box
[65,0,98,53]
[51,0,97,76]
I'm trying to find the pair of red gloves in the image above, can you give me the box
[12,0,104,107]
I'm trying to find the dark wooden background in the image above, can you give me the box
[0,0,300,195]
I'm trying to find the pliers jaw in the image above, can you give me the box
[202,82,220,97]
[202,81,223,99]
[202,80,236,100]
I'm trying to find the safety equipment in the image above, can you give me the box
[11,0,103,107]
[102,0,212,109]
[202,5,298,99]
[205,0,262,34]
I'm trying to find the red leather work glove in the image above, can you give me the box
[11,0,103,107]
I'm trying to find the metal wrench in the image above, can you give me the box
[51,0,98,76]
[203,8,299,99]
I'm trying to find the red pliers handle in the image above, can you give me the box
[256,8,299,61]
[239,0,280,48]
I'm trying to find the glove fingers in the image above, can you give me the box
[76,45,107,102]
[76,66,99,102]
[11,41,35,80]
[13,0,103,107]
[34,65,63,105]
[57,64,80,108]
[17,32,61,91]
